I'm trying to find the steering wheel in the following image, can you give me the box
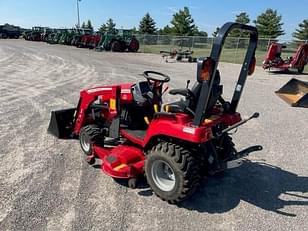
[143,71,170,84]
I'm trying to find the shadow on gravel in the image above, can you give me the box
[90,159,308,216]
[266,70,308,75]
[180,160,308,216]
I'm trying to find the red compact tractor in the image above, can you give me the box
[48,23,261,203]
[263,42,308,73]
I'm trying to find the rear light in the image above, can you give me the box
[198,58,214,82]
[248,56,256,76]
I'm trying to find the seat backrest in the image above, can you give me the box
[188,70,223,115]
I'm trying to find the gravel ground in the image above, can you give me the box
[0,39,307,231]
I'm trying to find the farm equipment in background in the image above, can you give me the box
[73,29,93,47]
[275,78,308,108]
[48,22,261,203]
[0,23,22,39]
[41,28,53,42]
[263,42,308,73]
[24,27,48,41]
[70,28,91,46]
[58,29,76,45]
[160,49,197,63]
[160,38,197,63]
[47,29,67,44]
[78,32,101,49]
[96,29,139,52]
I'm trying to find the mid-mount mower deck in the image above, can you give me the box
[48,22,262,203]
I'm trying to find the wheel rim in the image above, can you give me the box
[80,132,90,153]
[151,160,175,191]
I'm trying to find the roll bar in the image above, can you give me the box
[193,22,258,126]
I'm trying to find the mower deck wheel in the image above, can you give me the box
[128,178,138,189]
[145,142,201,203]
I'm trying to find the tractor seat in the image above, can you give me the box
[165,70,223,116]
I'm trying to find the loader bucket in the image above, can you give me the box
[47,108,76,138]
[275,78,308,107]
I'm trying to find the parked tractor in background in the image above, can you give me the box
[73,29,93,47]
[58,29,77,45]
[78,31,101,49]
[24,27,43,41]
[97,29,139,52]
[47,29,67,44]
[41,28,54,42]
[0,23,22,39]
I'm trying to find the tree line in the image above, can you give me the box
[80,7,308,40]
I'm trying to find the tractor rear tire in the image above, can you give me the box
[103,42,111,51]
[128,37,139,52]
[145,142,201,203]
[111,40,122,52]
[79,124,104,155]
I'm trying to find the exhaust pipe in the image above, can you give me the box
[275,78,308,108]
[47,108,76,138]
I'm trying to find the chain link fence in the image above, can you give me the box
[135,34,308,65]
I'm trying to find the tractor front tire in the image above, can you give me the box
[145,142,201,203]
[79,125,104,155]
[111,40,122,52]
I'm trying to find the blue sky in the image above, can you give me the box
[0,0,307,39]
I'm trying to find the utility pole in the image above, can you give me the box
[77,0,81,28]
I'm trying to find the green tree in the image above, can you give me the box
[230,12,250,37]
[159,25,175,35]
[99,18,116,33]
[81,21,86,29]
[139,13,157,34]
[293,19,308,40]
[194,30,208,37]
[86,20,93,31]
[212,27,220,37]
[81,20,93,31]
[254,8,284,38]
[170,7,198,35]
[131,26,138,34]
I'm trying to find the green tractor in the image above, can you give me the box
[97,29,139,52]
[47,29,66,44]
[58,29,76,45]
[71,28,92,47]
[24,26,46,41]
